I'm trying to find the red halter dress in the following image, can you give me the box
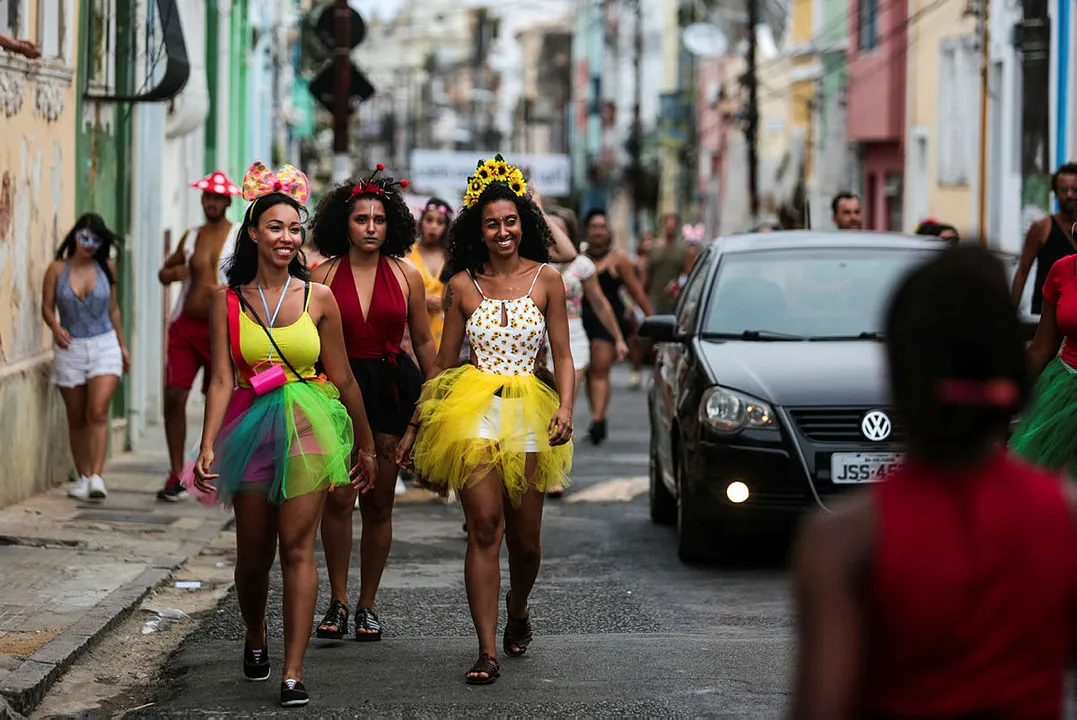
[322,253,423,436]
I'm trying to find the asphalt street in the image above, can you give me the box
[136,368,795,717]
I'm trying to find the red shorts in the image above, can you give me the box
[166,312,212,392]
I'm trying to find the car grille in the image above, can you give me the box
[787,407,903,443]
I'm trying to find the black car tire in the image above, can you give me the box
[649,428,676,526]
[676,460,709,564]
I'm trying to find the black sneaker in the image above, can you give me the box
[588,419,608,445]
[243,643,270,682]
[280,679,309,707]
[156,476,187,503]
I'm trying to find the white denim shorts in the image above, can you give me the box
[476,394,540,453]
[51,330,123,388]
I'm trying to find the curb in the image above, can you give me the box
[0,515,234,716]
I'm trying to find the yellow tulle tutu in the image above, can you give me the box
[412,364,573,505]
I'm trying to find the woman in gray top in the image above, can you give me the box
[41,213,129,501]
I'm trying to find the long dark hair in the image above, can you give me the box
[56,213,117,284]
[446,182,552,274]
[310,173,417,259]
[224,193,311,287]
[885,245,1029,465]
[420,196,455,244]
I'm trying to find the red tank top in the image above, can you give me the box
[864,450,1077,718]
[329,253,408,360]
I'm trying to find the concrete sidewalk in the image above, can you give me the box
[0,417,233,716]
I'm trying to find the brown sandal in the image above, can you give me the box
[503,591,533,657]
[464,652,500,685]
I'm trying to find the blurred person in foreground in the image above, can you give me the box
[793,244,1077,719]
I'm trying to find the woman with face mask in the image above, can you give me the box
[41,213,130,501]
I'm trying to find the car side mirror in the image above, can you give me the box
[1019,312,1039,342]
[638,314,680,343]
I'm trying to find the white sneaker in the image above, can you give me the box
[68,475,90,500]
[88,474,107,500]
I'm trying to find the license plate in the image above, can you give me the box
[830,452,902,484]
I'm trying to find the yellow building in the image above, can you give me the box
[903,0,979,233]
[0,3,81,507]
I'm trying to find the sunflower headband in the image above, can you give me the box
[463,154,527,209]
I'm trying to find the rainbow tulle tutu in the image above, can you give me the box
[180,379,353,507]
[1010,356,1077,475]
[412,365,572,506]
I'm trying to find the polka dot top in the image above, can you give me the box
[466,265,548,376]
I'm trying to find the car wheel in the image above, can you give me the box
[649,428,676,526]
[676,460,709,564]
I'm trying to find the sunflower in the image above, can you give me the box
[494,162,509,178]
[509,179,524,195]
[507,168,525,186]
[476,166,491,180]
[468,178,484,194]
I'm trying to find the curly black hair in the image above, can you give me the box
[225,193,311,287]
[446,181,552,274]
[56,212,118,284]
[310,172,417,259]
[885,244,1029,466]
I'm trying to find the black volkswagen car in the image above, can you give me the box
[641,232,958,562]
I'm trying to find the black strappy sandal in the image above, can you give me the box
[503,591,533,657]
[465,653,500,685]
[315,600,349,640]
[354,605,382,642]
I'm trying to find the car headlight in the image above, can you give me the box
[699,386,775,434]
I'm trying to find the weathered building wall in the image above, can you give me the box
[0,2,82,507]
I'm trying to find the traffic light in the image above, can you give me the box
[308,1,375,115]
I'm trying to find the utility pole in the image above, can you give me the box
[746,0,760,221]
[976,0,990,244]
[1019,0,1051,234]
[629,0,644,239]
[331,0,351,182]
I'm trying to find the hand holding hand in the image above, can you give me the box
[350,448,378,493]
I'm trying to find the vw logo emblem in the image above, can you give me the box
[861,410,892,441]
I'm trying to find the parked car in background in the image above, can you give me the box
[640,231,1036,563]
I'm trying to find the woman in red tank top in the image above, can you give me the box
[793,246,1077,719]
[308,165,439,643]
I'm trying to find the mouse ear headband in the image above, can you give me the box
[241,161,310,219]
[349,163,409,201]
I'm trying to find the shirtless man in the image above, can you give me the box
[1010,162,1077,312]
[156,171,241,501]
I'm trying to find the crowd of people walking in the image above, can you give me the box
[46,153,1077,715]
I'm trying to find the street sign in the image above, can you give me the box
[309,60,376,115]
[315,3,365,50]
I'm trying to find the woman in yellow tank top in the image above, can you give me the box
[183,162,378,709]
[405,197,452,347]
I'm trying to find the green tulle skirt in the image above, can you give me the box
[1009,357,1077,474]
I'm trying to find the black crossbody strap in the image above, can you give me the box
[233,284,309,383]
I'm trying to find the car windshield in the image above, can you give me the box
[701,247,936,339]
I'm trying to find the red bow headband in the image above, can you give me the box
[349,164,408,201]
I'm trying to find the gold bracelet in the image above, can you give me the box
[358,448,377,459]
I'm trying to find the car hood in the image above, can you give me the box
[697,339,888,407]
